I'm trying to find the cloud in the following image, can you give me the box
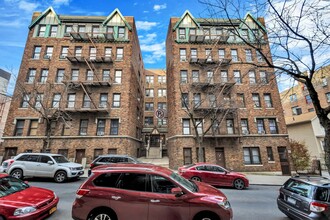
[141,42,165,64]
[53,0,71,6]
[18,0,39,13]
[139,33,157,44]
[153,4,167,11]
[136,21,158,31]
[0,41,25,47]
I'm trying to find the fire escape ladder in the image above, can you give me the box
[80,83,98,109]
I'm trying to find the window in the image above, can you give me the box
[78,25,85,33]
[237,93,245,108]
[119,173,147,192]
[71,69,79,81]
[65,25,72,34]
[27,69,36,83]
[40,69,48,83]
[89,47,96,60]
[305,95,312,104]
[14,120,25,136]
[204,28,210,40]
[193,93,201,108]
[96,119,106,136]
[110,119,119,135]
[218,49,225,59]
[231,49,238,62]
[182,93,188,108]
[21,94,30,108]
[269,119,278,134]
[28,120,38,136]
[38,25,46,37]
[191,49,197,60]
[243,147,261,164]
[146,76,154,84]
[50,25,57,37]
[264,94,273,108]
[35,93,43,108]
[75,47,82,57]
[144,117,153,126]
[221,71,228,82]
[52,93,61,108]
[290,94,297,102]
[256,119,265,134]
[79,119,88,135]
[180,70,188,83]
[102,70,110,81]
[241,119,249,134]
[256,50,264,62]
[158,118,167,125]
[252,93,261,108]
[86,70,93,81]
[145,102,154,111]
[322,77,328,86]
[207,71,214,83]
[226,119,234,134]
[112,94,121,108]
[192,70,199,83]
[118,27,125,38]
[205,49,212,62]
[179,28,186,40]
[56,69,64,83]
[249,71,256,84]
[308,108,315,112]
[267,147,274,161]
[180,49,187,61]
[158,76,166,83]
[245,49,252,62]
[45,46,53,59]
[260,71,268,84]
[99,93,108,108]
[146,89,154,97]
[292,106,302,115]
[241,29,248,40]
[209,94,216,107]
[67,93,75,108]
[116,48,123,60]
[105,47,112,58]
[33,46,41,59]
[189,28,196,36]
[182,119,190,135]
[92,26,100,37]
[234,70,241,83]
[326,93,330,102]
[60,46,68,58]
[83,94,91,108]
[158,89,166,97]
[196,119,203,135]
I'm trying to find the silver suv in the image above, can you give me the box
[7,153,84,183]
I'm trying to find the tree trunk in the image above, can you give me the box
[42,119,52,152]
[198,140,204,162]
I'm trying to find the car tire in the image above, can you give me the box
[54,171,67,183]
[10,169,23,180]
[194,212,220,220]
[233,178,245,190]
[89,210,117,220]
[191,176,201,182]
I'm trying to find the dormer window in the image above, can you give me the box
[38,25,46,37]
[179,28,186,40]
[50,25,57,37]
[118,27,125,38]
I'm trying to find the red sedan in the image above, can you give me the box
[178,163,249,190]
[0,174,59,220]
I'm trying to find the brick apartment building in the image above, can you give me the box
[1,7,145,164]
[166,11,290,173]
[0,69,11,144]
[142,69,168,159]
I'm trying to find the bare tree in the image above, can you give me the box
[198,0,330,171]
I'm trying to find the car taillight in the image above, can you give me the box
[90,163,95,169]
[310,202,328,212]
[76,189,90,199]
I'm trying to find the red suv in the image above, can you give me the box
[72,163,233,220]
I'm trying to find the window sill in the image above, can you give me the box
[244,164,263,166]
[268,161,275,163]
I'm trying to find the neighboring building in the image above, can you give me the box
[142,69,167,158]
[1,7,145,164]
[166,11,290,173]
[0,69,11,143]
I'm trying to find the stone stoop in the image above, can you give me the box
[147,147,162,159]
[138,156,169,168]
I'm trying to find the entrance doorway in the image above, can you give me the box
[75,149,85,164]
[277,147,291,175]
[215,148,226,168]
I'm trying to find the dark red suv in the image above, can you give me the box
[72,163,233,220]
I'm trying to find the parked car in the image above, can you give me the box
[0,173,59,219]
[0,159,15,173]
[178,163,249,190]
[277,175,330,220]
[72,163,233,220]
[88,154,140,175]
[7,153,84,183]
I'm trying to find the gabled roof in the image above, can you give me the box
[240,12,267,33]
[173,10,200,31]
[29,6,61,29]
[102,8,132,31]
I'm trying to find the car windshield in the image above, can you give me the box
[0,177,29,198]
[170,172,198,192]
[52,155,70,163]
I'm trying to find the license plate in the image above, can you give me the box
[287,197,296,205]
[49,206,57,215]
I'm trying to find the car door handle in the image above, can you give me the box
[111,196,121,200]
[150,199,160,203]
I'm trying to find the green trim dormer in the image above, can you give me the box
[102,8,132,31]
[29,6,61,29]
[240,12,267,33]
[173,10,200,31]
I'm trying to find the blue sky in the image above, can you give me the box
[0,0,209,95]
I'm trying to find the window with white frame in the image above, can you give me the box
[158,76,166,83]
[99,93,108,108]
[102,70,110,81]
[71,69,79,81]
[267,147,274,161]
[205,49,212,62]
[207,71,214,83]
[65,25,72,34]
[118,27,125,38]
[193,93,201,107]
[218,49,225,59]
[221,71,228,82]
[40,69,48,83]
[115,70,122,83]
[107,26,114,34]
[179,28,186,40]
[89,47,96,60]
[231,49,238,62]
[56,69,64,83]
[269,119,278,134]
[182,119,190,135]
[110,119,119,135]
[21,94,30,108]
[146,89,154,97]
[52,93,61,108]
[144,117,154,126]
[79,119,88,135]
[116,48,123,60]
[146,75,154,84]
[75,46,82,57]
[14,120,25,136]
[226,119,234,134]
[256,119,265,134]
[92,26,100,37]
[241,119,249,134]
[158,102,167,110]
[50,25,57,37]
[83,94,91,108]
[180,70,188,83]
[27,69,36,83]
[157,118,167,125]
[38,25,46,37]
[67,93,75,108]
[180,49,187,61]
[264,93,273,108]
[45,46,53,59]
[35,93,43,108]
[192,70,199,83]
[191,49,197,60]
[196,119,203,135]
[112,93,121,108]
[241,29,249,41]
[145,102,154,111]
[209,94,216,107]
[86,70,93,81]
[256,50,264,62]
[260,71,268,84]
[252,93,261,108]
[33,46,41,59]
[158,89,166,97]
[181,93,188,108]
[234,70,241,83]
[105,47,112,58]
[96,119,105,136]
[28,119,38,136]
[245,49,252,62]
[243,147,261,164]
[290,94,297,102]
[78,25,85,32]
[60,46,68,58]
[249,71,256,84]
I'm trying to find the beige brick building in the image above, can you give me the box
[166,11,290,173]
[1,7,145,164]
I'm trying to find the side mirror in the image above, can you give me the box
[171,187,184,197]
[47,161,54,165]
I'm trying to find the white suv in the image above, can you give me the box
[7,153,84,183]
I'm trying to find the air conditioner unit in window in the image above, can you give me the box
[97,131,105,136]
[64,33,71,37]
[43,55,51,60]
[59,55,66,59]
[242,130,249,135]
[258,130,266,134]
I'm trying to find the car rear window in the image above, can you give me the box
[93,173,121,188]
[284,179,313,198]
[314,187,330,202]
